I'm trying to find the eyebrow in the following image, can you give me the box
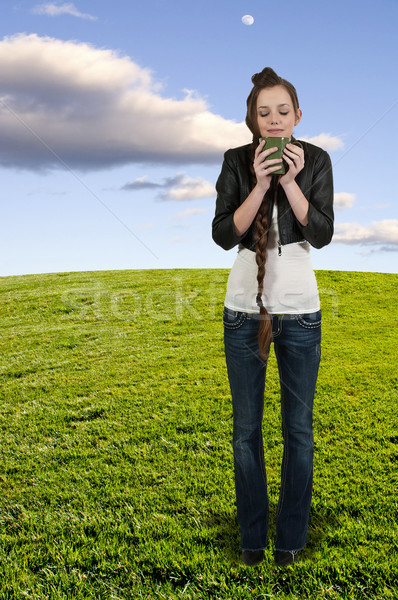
[257,103,290,109]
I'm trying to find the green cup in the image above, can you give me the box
[259,137,303,175]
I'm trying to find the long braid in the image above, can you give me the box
[248,143,272,360]
[254,197,272,359]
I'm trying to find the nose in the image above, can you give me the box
[270,113,279,124]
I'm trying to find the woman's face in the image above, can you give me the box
[256,85,302,138]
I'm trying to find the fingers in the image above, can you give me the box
[254,140,305,186]
[254,140,282,174]
[254,156,282,178]
[283,143,304,165]
[255,140,279,161]
[279,144,305,182]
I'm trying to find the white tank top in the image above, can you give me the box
[224,203,320,314]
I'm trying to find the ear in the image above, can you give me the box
[295,109,302,126]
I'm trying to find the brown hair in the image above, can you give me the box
[246,68,300,359]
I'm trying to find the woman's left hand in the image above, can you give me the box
[279,143,305,185]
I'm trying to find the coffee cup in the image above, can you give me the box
[259,137,303,175]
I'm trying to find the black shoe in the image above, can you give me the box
[241,549,264,566]
[274,550,299,566]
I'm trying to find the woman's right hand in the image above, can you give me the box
[253,139,282,193]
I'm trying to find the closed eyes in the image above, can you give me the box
[259,111,289,117]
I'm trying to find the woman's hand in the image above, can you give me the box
[279,143,305,186]
[253,139,283,193]
[279,143,309,226]
[232,140,282,237]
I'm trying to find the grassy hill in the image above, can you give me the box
[0,269,397,599]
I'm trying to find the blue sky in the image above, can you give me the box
[1,0,397,276]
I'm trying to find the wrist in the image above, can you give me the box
[280,178,298,192]
[254,181,270,197]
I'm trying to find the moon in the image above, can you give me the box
[242,14,254,26]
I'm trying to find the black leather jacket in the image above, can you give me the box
[212,140,334,252]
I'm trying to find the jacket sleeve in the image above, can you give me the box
[297,148,334,249]
[212,150,247,251]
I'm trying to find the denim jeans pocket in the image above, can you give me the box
[223,307,247,330]
[295,309,322,329]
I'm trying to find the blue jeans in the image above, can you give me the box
[223,307,321,552]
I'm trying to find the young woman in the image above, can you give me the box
[212,67,334,567]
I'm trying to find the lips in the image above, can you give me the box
[267,129,284,134]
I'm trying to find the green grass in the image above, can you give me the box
[0,268,397,599]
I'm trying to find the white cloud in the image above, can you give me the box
[120,173,215,201]
[333,220,398,245]
[165,176,215,201]
[173,208,207,220]
[334,192,355,210]
[0,34,344,173]
[300,133,344,151]
[0,34,249,170]
[32,2,97,20]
